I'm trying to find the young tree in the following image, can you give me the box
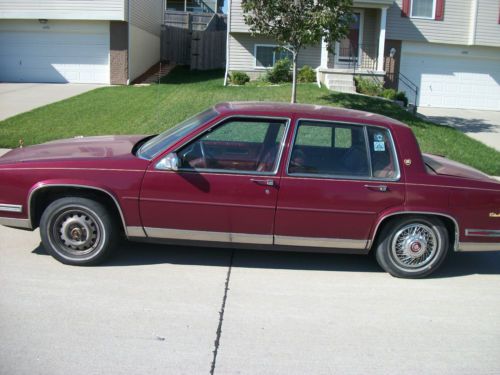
[242,0,353,103]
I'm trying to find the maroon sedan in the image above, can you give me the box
[0,102,499,278]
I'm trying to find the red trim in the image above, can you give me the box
[401,0,410,17]
[435,0,445,21]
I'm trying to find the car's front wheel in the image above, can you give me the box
[375,216,449,278]
[40,197,118,266]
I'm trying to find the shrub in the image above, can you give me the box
[265,58,292,84]
[395,91,409,107]
[354,76,383,96]
[298,65,316,83]
[381,88,397,100]
[230,71,250,85]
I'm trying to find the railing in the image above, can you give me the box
[386,72,419,112]
[166,0,216,13]
[336,44,378,72]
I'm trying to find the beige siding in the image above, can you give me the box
[129,0,163,36]
[386,0,471,45]
[228,33,321,75]
[0,0,126,20]
[230,0,393,34]
[474,0,500,47]
[229,0,249,33]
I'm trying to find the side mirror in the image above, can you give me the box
[156,152,179,171]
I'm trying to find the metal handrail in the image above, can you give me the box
[398,72,419,111]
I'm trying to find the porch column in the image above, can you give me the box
[320,37,328,69]
[377,7,387,72]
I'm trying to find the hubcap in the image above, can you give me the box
[51,209,101,256]
[391,223,438,269]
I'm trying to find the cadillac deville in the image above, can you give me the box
[0,102,499,278]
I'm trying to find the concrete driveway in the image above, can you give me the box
[418,107,500,152]
[1,225,500,375]
[0,83,103,121]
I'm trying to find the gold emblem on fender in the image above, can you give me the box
[489,212,500,218]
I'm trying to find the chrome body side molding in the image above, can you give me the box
[142,227,366,249]
[144,227,273,245]
[126,226,147,237]
[0,204,23,213]
[465,229,500,237]
[274,235,367,249]
[0,217,31,229]
[458,242,500,252]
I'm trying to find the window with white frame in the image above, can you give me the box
[411,0,436,19]
[255,45,293,68]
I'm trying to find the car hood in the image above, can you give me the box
[423,153,496,182]
[0,135,146,163]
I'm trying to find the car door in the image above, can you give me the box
[139,116,290,245]
[274,119,405,250]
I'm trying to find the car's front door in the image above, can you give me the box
[274,119,405,250]
[139,116,290,245]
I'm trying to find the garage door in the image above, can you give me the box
[0,20,110,84]
[400,43,500,111]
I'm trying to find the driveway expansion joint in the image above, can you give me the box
[210,250,234,375]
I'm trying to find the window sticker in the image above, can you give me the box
[374,141,385,152]
[374,133,384,142]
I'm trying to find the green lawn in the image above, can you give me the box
[1,66,499,175]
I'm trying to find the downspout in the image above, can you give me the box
[127,0,131,84]
[223,0,232,86]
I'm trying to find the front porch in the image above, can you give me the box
[318,3,390,93]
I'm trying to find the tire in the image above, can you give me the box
[39,197,118,266]
[375,216,449,278]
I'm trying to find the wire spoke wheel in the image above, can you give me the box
[390,223,438,270]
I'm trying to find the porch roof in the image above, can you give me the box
[353,0,393,8]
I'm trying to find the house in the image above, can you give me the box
[226,0,500,111]
[0,0,164,85]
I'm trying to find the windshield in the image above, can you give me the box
[138,108,219,160]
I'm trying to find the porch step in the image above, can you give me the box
[328,83,357,94]
[324,73,357,94]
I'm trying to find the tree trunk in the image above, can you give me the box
[291,52,298,104]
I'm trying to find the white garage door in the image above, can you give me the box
[400,42,500,111]
[0,20,110,84]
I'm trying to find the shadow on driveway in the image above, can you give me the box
[32,241,500,278]
[420,115,499,134]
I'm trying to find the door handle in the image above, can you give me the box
[251,178,275,187]
[364,184,388,192]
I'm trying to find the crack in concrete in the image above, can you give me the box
[210,250,234,375]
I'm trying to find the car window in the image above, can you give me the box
[289,121,399,180]
[177,118,288,174]
[367,127,398,179]
[289,121,369,177]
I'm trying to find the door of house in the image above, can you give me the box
[335,12,362,67]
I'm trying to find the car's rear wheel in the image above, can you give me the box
[375,216,449,278]
[40,197,117,266]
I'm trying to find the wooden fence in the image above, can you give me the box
[161,26,226,70]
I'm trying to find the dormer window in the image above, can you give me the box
[411,0,435,19]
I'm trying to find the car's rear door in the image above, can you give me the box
[274,119,405,251]
[139,116,290,245]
